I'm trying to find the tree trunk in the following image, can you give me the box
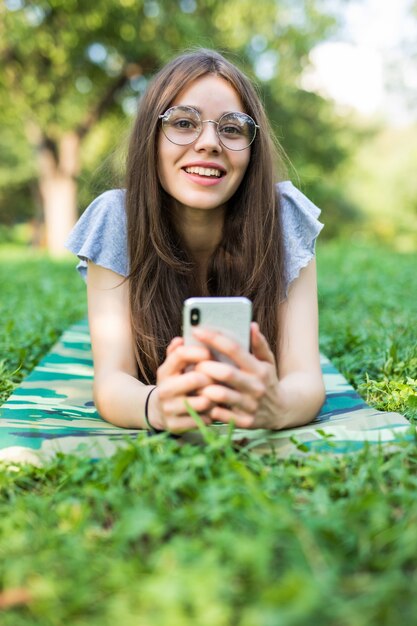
[38,132,80,257]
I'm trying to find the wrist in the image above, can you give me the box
[144,387,164,433]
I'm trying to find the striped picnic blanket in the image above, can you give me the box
[0,320,412,464]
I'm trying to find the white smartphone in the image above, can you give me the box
[183,297,252,364]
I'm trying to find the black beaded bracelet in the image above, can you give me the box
[144,386,164,435]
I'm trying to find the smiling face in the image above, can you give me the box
[157,74,251,216]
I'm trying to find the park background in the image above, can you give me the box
[1,0,417,252]
[1,1,417,624]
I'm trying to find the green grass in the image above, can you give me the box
[318,240,417,422]
[0,239,416,625]
[0,245,86,403]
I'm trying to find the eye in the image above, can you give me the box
[171,117,198,131]
[219,123,245,136]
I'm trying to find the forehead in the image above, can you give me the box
[171,74,245,114]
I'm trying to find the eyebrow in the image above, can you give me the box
[187,105,203,113]
[180,105,236,116]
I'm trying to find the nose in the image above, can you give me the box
[193,120,222,152]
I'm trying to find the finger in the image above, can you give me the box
[166,336,183,356]
[162,394,214,417]
[158,344,211,378]
[209,406,256,429]
[163,414,213,434]
[200,384,258,414]
[250,322,276,364]
[158,370,213,399]
[192,327,256,371]
[195,360,265,397]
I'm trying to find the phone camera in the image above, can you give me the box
[190,308,200,326]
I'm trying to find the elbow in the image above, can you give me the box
[92,378,113,423]
[92,371,140,429]
[303,377,326,424]
[305,378,326,425]
[278,374,326,429]
[316,380,326,413]
[92,384,105,420]
[312,386,326,423]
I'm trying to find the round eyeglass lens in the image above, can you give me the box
[217,112,257,150]
[161,107,201,146]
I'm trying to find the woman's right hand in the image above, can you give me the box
[147,338,215,433]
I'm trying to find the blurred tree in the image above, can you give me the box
[385,0,417,130]
[0,0,353,253]
[343,123,417,247]
[0,99,39,225]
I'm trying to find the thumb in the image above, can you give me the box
[251,322,275,364]
[166,336,183,356]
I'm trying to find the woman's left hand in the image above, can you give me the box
[193,322,282,429]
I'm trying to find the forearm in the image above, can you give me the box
[272,372,325,430]
[93,371,153,429]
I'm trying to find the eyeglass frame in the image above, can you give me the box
[158,106,259,151]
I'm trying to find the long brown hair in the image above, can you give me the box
[125,49,287,383]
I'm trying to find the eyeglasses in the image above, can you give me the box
[159,105,259,151]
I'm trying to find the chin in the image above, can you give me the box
[177,194,227,211]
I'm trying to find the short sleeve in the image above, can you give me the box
[278,181,324,290]
[65,189,128,281]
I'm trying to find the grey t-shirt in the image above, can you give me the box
[65,181,324,292]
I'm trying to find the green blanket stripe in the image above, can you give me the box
[0,319,412,463]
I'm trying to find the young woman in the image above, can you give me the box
[66,49,325,434]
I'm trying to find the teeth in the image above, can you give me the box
[184,166,222,178]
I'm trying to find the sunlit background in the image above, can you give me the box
[1,0,416,253]
[305,0,416,123]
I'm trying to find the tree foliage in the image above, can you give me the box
[0,0,359,242]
